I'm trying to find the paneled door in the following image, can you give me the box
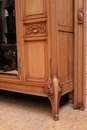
[20,0,50,86]
[57,0,85,110]
[57,0,74,95]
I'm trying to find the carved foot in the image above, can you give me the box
[45,76,59,121]
[53,114,59,121]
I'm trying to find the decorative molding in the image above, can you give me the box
[25,22,46,35]
[45,81,54,101]
[77,10,84,24]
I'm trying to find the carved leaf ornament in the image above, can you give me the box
[45,82,54,101]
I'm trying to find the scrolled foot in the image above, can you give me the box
[53,114,59,121]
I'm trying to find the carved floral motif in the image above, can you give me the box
[25,22,46,35]
[45,82,54,101]
[45,81,62,103]
[77,10,84,24]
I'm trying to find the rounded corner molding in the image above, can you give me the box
[77,10,84,24]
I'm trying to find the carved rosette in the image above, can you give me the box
[77,10,84,24]
[25,22,46,35]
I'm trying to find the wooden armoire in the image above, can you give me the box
[0,0,86,120]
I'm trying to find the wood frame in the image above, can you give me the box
[74,0,86,109]
[0,0,86,121]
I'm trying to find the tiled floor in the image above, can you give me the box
[0,90,86,130]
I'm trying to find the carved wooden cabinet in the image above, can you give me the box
[0,0,85,120]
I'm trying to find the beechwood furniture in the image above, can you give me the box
[0,0,86,120]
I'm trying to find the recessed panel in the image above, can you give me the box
[58,0,73,28]
[25,0,44,16]
[62,82,73,95]
[58,32,73,80]
[25,41,46,79]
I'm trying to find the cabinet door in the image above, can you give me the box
[21,0,50,85]
[57,0,74,94]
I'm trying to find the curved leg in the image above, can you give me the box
[45,76,59,121]
[51,76,59,120]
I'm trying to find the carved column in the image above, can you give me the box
[74,0,86,109]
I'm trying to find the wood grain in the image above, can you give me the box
[0,0,85,120]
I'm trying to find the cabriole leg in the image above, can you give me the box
[45,76,60,121]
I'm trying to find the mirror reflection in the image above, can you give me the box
[0,0,18,75]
